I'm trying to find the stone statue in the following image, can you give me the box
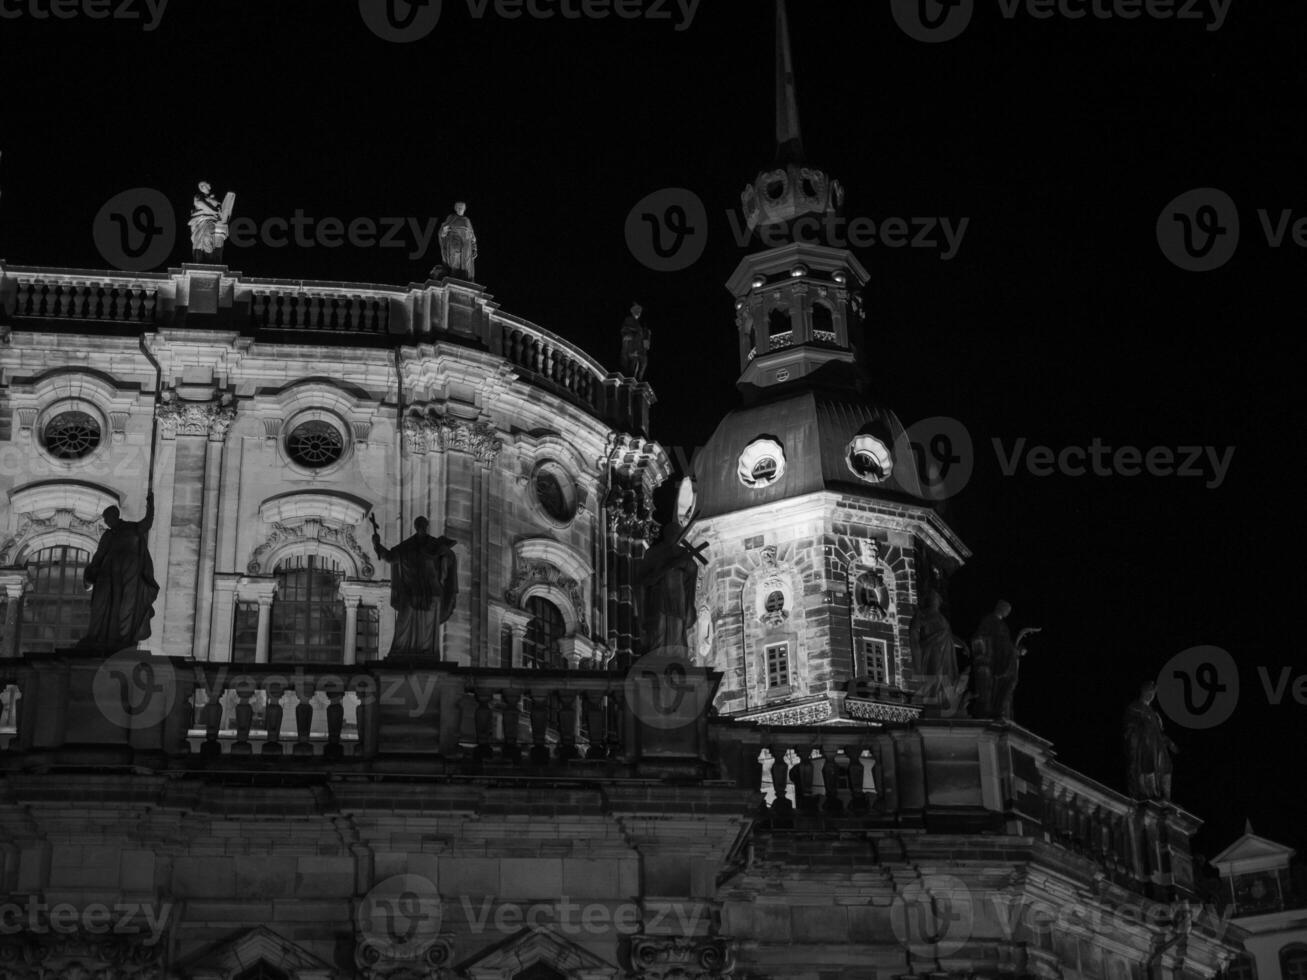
[908,591,967,712]
[371,515,458,659]
[188,181,235,262]
[437,201,477,280]
[619,302,650,381]
[969,600,1040,720]
[1124,681,1178,801]
[636,519,699,653]
[77,492,159,652]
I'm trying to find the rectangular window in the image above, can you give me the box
[858,637,891,685]
[232,601,259,663]
[765,642,790,689]
[355,606,380,661]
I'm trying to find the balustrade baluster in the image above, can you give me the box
[293,686,315,756]
[557,691,578,762]
[527,691,551,765]
[324,689,345,761]
[582,690,607,759]
[199,685,225,761]
[263,683,284,756]
[501,689,522,762]
[232,684,255,756]
[473,690,495,760]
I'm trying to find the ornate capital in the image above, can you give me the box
[628,936,737,980]
[355,936,454,980]
[157,400,236,442]
[403,412,502,465]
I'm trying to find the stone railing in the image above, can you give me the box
[4,272,161,323]
[0,653,719,776]
[500,320,604,410]
[248,289,390,333]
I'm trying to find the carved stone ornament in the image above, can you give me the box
[247,519,375,578]
[628,935,737,980]
[849,539,895,624]
[504,560,589,636]
[156,400,236,441]
[0,509,103,565]
[0,930,165,980]
[403,412,503,464]
[355,935,455,980]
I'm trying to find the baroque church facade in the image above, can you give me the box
[0,4,1244,979]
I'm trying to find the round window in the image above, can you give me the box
[532,462,578,525]
[286,419,345,468]
[43,411,101,460]
[846,435,893,485]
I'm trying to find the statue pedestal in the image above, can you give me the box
[0,648,195,771]
[367,660,462,770]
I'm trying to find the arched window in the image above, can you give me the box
[522,596,566,669]
[812,301,835,339]
[1281,946,1307,980]
[768,308,792,342]
[18,546,92,653]
[269,555,345,662]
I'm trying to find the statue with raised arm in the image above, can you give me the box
[437,201,477,280]
[909,590,968,713]
[1124,681,1178,801]
[77,491,159,651]
[188,181,235,262]
[619,301,650,381]
[371,515,458,659]
[970,600,1040,720]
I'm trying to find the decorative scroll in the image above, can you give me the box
[356,936,454,980]
[849,539,896,624]
[504,560,589,636]
[0,509,102,565]
[156,400,236,441]
[247,519,375,578]
[628,936,737,980]
[0,931,165,980]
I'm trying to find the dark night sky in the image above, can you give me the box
[1,1,1303,859]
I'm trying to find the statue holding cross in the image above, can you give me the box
[636,518,707,655]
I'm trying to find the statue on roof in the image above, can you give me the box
[437,201,478,280]
[619,301,650,381]
[188,181,235,263]
[371,514,458,660]
[1124,680,1178,801]
[909,590,968,715]
[969,600,1040,720]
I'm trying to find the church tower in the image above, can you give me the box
[686,0,971,725]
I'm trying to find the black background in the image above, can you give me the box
[1,0,1302,862]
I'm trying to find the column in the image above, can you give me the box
[338,582,391,663]
[234,578,279,664]
[500,606,532,668]
[0,571,28,658]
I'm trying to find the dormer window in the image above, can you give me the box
[739,437,786,489]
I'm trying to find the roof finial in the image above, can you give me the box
[1245,818,1255,836]
[775,0,804,165]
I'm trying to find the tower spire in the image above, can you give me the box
[775,0,804,165]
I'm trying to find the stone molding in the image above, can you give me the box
[627,935,737,980]
[402,411,503,465]
[247,519,375,578]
